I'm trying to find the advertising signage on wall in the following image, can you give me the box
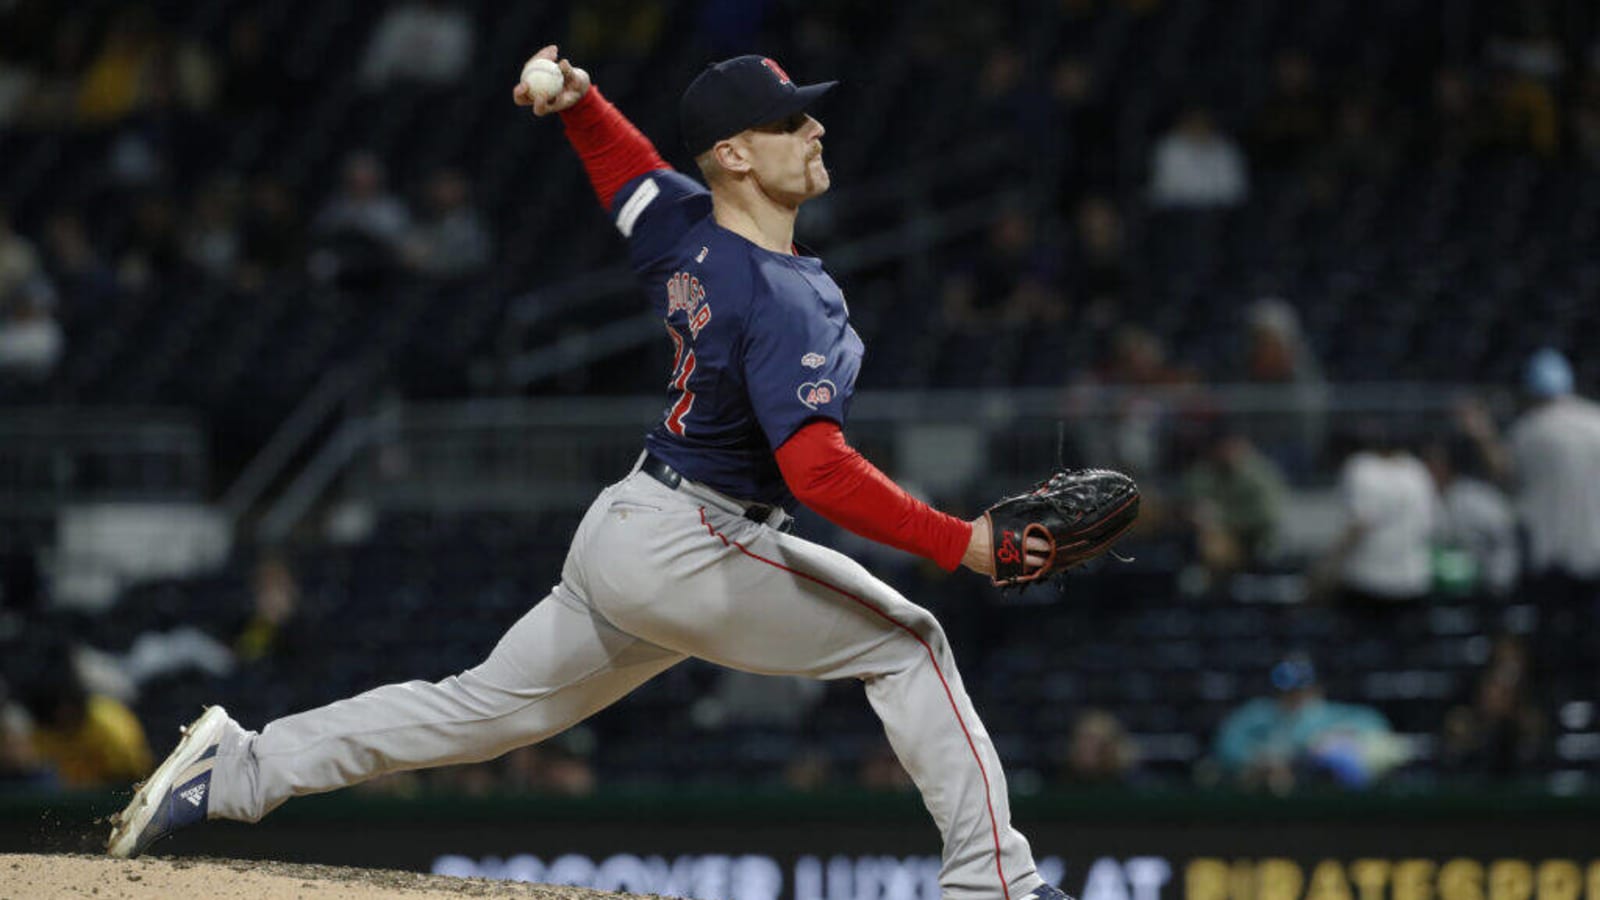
[432,853,1600,900]
[7,791,1596,899]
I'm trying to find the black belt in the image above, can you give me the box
[640,453,788,529]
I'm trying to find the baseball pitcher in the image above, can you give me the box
[110,46,1137,900]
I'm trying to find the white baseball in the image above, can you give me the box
[521,58,564,101]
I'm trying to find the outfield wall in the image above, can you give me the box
[5,789,1596,900]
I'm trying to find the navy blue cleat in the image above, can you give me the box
[1024,887,1074,900]
[107,705,229,858]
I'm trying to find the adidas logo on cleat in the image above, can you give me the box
[179,783,207,807]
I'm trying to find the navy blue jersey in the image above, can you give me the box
[610,170,863,507]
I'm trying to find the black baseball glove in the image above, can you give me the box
[984,468,1140,587]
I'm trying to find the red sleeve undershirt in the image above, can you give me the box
[559,93,969,569]
[558,86,672,210]
[775,420,973,571]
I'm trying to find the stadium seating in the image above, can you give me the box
[5,0,1597,793]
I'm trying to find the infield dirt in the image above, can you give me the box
[0,853,639,899]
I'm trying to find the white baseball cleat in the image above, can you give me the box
[107,705,229,858]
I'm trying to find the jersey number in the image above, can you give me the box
[665,326,697,436]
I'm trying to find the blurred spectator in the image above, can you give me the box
[940,208,1064,329]
[501,730,596,796]
[1250,49,1328,168]
[1148,106,1249,209]
[311,152,411,285]
[73,12,212,124]
[783,747,833,792]
[1244,298,1322,386]
[17,658,152,789]
[0,550,45,622]
[1076,325,1200,477]
[1424,433,1520,597]
[158,30,218,115]
[0,680,56,791]
[1213,654,1405,792]
[0,209,49,307]
[1059,709,1139,786]
[219,15,303,114]
[41,209,120,312]
[1487,67,1560,157]
[1487,6,1565,85]
[105,87,179,190]
[1064,195,1128,329]
[974,44,1052,151]
[1461,349,1600,631]
[75,7,161,124]
[0,294,63,381]
[858,738,914,791]
[1484,8,1563,158]
[567,0,665,61]
[1099,324,1195,388]
[402,170,493,278]
[314,152,411,249]
[1440,636,1544,779]
[1308,95,1397,200]
[0,64,30,127]
[0,0,51,121]
[1425,67,1490,162]
[359,0,475,90]
[351,769,423,798]
[1,213,63,381]
[234,552,306,664]
[1243,297,1326,473]
[977,44,1023,120]
[691,671,824,731]
[238,177,305,286]
[1183,427,1288,576]
[427,730,599,798]
[8,15,92,128]
[1574,71,1600,168]
[1318,425,1439,607]
[116,195,185,291]
[183,178,243,281]
[1050,57,1119,198]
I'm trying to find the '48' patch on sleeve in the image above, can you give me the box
[797,379,836,410]
[737,252,863,452]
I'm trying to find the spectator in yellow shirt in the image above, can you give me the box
[21,666,152,789]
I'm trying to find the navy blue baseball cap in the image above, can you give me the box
[680,55,837,157]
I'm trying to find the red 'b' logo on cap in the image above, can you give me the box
[761,58,792,85]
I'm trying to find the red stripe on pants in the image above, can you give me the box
[697,508,1011,899]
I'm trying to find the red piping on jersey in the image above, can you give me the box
[775,420,972,571]
[697,507,1012,899]
[559,86,671,210]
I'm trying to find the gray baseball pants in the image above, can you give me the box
[209,466,1045,899]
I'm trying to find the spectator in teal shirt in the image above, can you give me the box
[1214,654,1406,792]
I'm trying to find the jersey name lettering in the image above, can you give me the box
[667,271,714,338]
[666,272,704,315]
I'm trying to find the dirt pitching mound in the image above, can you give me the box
[0,853,642,899]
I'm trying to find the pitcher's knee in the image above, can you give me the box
[896,608,951,659]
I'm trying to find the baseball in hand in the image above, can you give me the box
[521,58,564,101]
